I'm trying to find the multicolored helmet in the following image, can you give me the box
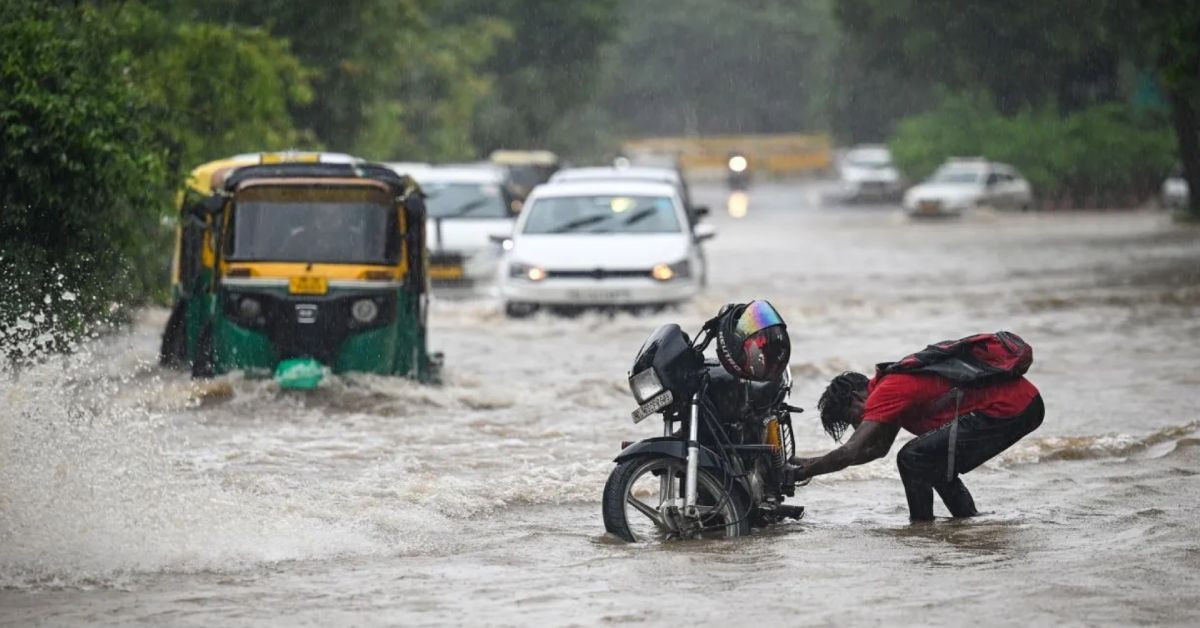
[715,300,791,381]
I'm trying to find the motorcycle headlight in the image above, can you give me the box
[629,368,665,404]
[351,298,379,323]
[509,262,546,281]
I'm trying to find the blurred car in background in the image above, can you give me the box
[498,181,713,317]
[549,166,708,225]
[420,166,516,285]
[903,158,1033,217]
[1162,165,1189,209]
[489,149,561,208]
[838,144,903,201]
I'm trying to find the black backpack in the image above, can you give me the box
[876,331,1033,387]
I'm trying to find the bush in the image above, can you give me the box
[888,93,1177,208]
[1,2,173,354]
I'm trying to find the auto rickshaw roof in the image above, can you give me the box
[185,152,363,196]
[221,162,417,196]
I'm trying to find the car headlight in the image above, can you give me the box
[509,262,546,281]
[629,368,666,404]
[651,260,690,281]
[351,298,378,323]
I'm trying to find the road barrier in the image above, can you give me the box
[622,133,832,177]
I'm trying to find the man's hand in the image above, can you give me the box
[789,421,901,479]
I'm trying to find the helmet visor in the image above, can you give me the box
[736,300,784,337]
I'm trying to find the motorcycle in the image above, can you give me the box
[602,311,806,542]
[727,153,750,190]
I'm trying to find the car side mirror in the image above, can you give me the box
[691,205,710,219]
[694,222,716,242]
[489,233,514,251]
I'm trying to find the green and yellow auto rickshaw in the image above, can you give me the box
[159,153,437,387]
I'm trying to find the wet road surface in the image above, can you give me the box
[3,181,1199,626]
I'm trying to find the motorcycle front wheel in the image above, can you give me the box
[602,455,750,542]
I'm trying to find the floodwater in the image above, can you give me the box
[3,181,1199,626]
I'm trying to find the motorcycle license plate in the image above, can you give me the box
[631,390,673,423]
[288,275,328,295]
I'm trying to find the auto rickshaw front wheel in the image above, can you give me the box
[159,300,189,368]
[191,323,215,379]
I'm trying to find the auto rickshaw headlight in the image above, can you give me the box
[238,296,262,320]
[351,299,379,324]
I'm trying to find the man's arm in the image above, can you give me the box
[791,421,900,479]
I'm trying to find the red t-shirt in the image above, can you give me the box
[863,373,1039,435]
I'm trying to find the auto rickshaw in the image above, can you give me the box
[159,153,437,387]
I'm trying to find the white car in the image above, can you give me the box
[1162,166,1188,209]
[549,166,706,223]
[838,144,903,200]
[499,181,713,317]
[415,166,516,284]
[903,159,1033,216]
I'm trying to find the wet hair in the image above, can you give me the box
[818,371,869,441]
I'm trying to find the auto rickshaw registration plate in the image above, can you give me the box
[288,276,328,295]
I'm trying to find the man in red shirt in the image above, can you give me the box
[790,370,1044,521]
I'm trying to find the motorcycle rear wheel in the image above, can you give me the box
[602,455,749,542]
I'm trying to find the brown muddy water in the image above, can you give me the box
[2,182,1199,626]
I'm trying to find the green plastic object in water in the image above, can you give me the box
[274,358,324,390]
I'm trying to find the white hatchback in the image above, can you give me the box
[499,181,712,316]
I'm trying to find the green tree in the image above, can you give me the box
[600,0,836,138]
[109,3,313,171]
[1,1,172,351]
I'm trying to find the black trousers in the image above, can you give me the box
[896,395,1044,521]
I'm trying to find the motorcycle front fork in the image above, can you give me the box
[659,392,702,521]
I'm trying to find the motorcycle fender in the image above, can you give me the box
[614,437,731,475]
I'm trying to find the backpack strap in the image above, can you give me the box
[944,388,963,484]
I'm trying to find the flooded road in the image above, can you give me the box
[3,181,1199,626]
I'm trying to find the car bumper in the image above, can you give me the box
[501,277,699,306]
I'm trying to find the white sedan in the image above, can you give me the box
[903,159,1033,217]
[498,181,713,317]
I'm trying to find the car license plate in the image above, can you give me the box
[568,289,630,301]
[430,264,465,280]
[632,390,673,423]
[919,201,939,214]
[288,275,328,295]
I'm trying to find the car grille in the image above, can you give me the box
[544,268,651,280]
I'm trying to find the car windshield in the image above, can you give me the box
[521,195,681,234]
[424,181,509,218]
[224,185,395,264]
[845,151,892,168]
[930,168,984,184]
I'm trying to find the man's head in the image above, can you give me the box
[818,371,869,441]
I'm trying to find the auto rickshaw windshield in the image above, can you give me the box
[223,185,398,264]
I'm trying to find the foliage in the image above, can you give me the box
[0,1,173,350]
[889,94,1177,207]
[433,0,622,155]
[111,4,315,169]
[599,0,836,138]
[162,0,512,161]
